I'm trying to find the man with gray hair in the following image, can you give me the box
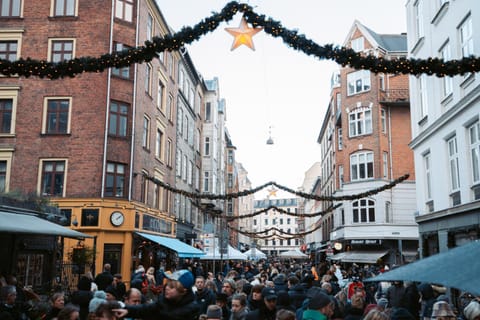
[0,285,24,319]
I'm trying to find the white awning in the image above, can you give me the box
[136,232,205,258]
[0,211,92,239]
[339,250,389,264]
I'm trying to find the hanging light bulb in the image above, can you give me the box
[266,126,274,145]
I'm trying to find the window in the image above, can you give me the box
[178,69,185,93]
[228,173,233,188]
[195,166,200,190]
[228,150,233,164]
[177,107,183,136]
[195,128,200,152]
[109,101,128,137]
[227,200,233,214]
[167,95,174,122]
[337,128,343,150]
[105,162,125,197]
[145,64,152,95]
[155,128,163,159]
[157,80,165,111]
[350,151,374,181]
[440,42,453,97]
[381,108,387,133]
[424,152,432,200]
[205,102,211,121]
[338,165,344,188]
[142,115,150,149]
[459,15,473,58]
[0,151,12,193]
[112,43,131,79]
[203,171,210,192]
[418,75,428,119]
[167,52,174,78]
[349,107,372,137]
[166,139,172,167]
[146,13,153,41]
[351,37,364,52]
[0,0,21,17]
[383,152,388,179]
[182,154,187,181]
[347,70,371,95]
[379,74,385,91]
[264,219,268,225]
[53,0,76,16]
[414,0,424,40]
[448,136,460,191]
[188,161,193,185]
[385,201,392,223]
[204,137,210,156]
[140,170,148,204]
[0,98,13,134]
[469,121,480,184]
[40,160,66,196]
[352,199,375,223]
[0,161,5,192]
[115,0,133,22]
[44,98,70,134]
[0,41,17,61]
[175,149,181,177]
[49,39,74,63]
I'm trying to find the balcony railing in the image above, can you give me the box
[379,89,409,103]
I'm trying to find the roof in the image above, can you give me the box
[363,25,407,52]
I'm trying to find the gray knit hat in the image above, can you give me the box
[88,290,107,313]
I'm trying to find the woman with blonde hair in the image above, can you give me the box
[363,309,389,320]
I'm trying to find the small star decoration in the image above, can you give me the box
[267,187,278,198]
[225,17,263,51]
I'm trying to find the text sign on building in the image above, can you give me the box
[142,214,172,234]
[350,239,382,245]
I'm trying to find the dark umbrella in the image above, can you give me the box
[364,240,480,295]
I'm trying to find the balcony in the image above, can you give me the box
[379,89,409,104]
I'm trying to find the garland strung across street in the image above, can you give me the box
[0,2,479,79]
[224,204,342,221]
[143,172,409,202]
[228,222,324,240]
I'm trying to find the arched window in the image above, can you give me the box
[352,198,375,223]
[350,151,374,181]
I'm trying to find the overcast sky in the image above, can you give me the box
[156,0,407,198]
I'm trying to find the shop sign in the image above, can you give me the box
[142,214,172,234]
[350,239,382,245]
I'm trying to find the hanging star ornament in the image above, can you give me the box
[225,17,263,51]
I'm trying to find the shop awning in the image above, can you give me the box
[136,232,205,258]
[0,211,92,239]
[338,250,390,264]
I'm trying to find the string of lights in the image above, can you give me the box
[225,204,342,221]
[0,2,478,79]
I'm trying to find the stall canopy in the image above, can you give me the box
[243,248,267,260]
[279,249,309,259]
[200,245,247,260]
[331,250,390,264]
[364,240,480,296]
[0,211,92,239]
[136,232,205,258]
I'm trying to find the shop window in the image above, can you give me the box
[81,208,99,227]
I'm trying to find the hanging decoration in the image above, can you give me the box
[143,172,409,202]
[228,220,324,240]
[0,2,479,79]
[221,204,341,221]
[225,16,263,50]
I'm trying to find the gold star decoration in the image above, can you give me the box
[225,17,263,51]
[267,186,278,198]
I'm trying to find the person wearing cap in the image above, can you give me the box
[302,291,335,320]
[113,269,200,320]
[430,301,456,320]
[245,287,278,320]
[206,304,223,320]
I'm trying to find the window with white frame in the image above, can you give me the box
[177,107,183,136]
[336,93,341,108]
[155,128,163,159]
[440,41,453,97]
[0,40,18,62]
[142,115,150,149]
[469,121,480,184]
[195,166,200,190]
[115,0,133,22]
[0,0,21,17]
[204,137,210,156]
[0,88,18,135]
[414,0,424,40]
[146,13,153,41]
[53,0,76,16]
[205,102,211,121]
[337,128,343,150]
[175,149,181,177]
[448,136,460,191]
[381,108,387,133]
[195,129,200,152]
[203,171,210,192]
[349,107,372,137]
[49,39,74,62]
[347,70,371,95]
[338,165,344,188]
[112,43,131,79]
[418,75,428,119]
[178,69,185,93]
[43,98,71,134]
[166,139,172,167]
[0,150,13,193]
[350,151,374,181]
[145,64,152,95]
[167,95,174,122]
[352,198,375,223]
[351,37,364,52]
[383,152,388,179]
[459,14,473,58]
[40,159,67,196]
[182,154,187,181]
[424,152,432,200]
[188,161,193,185]
[157,80,165,111]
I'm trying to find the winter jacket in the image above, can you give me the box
[245,305,277,320]
[303,309,328,320]
[194,288,216,315]
[289,284,307,309]
[70,289,93,320]
[125,289,200,320]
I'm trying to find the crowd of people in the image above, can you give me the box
[1,259,480,320]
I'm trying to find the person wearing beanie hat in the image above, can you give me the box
[302,291,334,320]
[376,298,389,311]
[113,269,200,320]
[464,300,480,320]
[89,290,107,313]
[206,304,222,320]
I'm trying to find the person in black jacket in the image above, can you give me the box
[194,276,216,315]
[114,269,200,320]
[70,276,93,320]
[95,264,114,291]
[245,287,278,320]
